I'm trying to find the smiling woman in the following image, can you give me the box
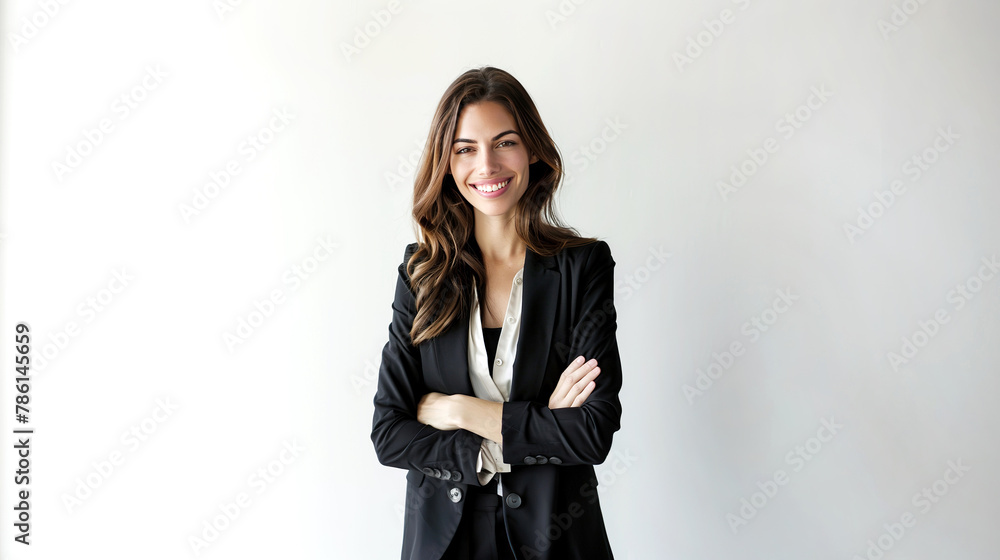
[371,66,622,560]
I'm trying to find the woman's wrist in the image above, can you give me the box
[453,394,503,444]
[449,394,469,430]
[452,394,477,432]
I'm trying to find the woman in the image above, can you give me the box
[371,66,622,560]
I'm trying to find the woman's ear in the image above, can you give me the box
[529,153,539,165]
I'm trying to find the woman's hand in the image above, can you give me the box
[548,356,600,409]
[416,392,461,431]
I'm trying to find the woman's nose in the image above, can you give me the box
[477,149,500,175]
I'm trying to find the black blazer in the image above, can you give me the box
[372,239,622,560]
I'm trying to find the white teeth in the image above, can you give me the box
[474,179,510,193]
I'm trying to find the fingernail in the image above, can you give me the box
[576,356,584,364]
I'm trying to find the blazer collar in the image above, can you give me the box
[433,244,560,402]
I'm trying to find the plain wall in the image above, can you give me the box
[1,1,998,558]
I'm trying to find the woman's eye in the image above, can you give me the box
[455,140,514,155]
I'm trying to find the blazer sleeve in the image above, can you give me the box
[500,240,623,467]
[370,243,484,483]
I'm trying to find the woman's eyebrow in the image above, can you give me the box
[452,130,519,145]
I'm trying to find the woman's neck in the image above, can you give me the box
[473,217,525,264]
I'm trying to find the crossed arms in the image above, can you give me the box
[370,241,623,482]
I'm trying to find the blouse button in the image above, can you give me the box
[515,277,522,285]
[507,316,516,324]
[495,358,503,366]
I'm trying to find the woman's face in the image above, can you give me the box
[449,100,538,221]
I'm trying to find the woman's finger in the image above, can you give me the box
[549,357,584,404]
[549,356,597,407]
[562,358,597,386]
[571,380,596,407]
[565,367,600,405]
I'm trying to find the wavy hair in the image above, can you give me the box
[406,66,596,345]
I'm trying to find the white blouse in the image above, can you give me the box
[467,266,525,492]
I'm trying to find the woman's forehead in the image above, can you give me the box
[455,101,516,132]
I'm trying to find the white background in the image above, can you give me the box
[2,1,999,559]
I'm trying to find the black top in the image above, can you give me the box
[482,326,502,378]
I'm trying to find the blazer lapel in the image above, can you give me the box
[510,247,559,401]
[431,245,560,402]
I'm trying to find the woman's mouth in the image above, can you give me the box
[472,177,511,197]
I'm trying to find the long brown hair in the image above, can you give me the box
[406,66,596,345]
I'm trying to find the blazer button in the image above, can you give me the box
[523,456,537,465]
[421,467,434,476]
[549,456,562,465]
[534,455,548,465]
[441,470,452,480]
[505,492,522,509]
[449,487,463,503]
[432,468,442,478]
[450,470,462,482]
